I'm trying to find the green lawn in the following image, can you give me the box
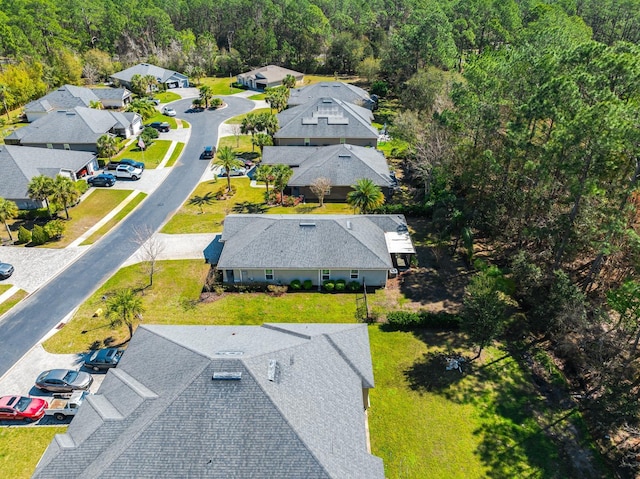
[0,289,28,316]
[225,107,272,124]
[165,142,185,167]
[248,93,266,100]
[146,113,178,129]
[118,139,172,169]
[80,192,147,245]
[41,259,571,478]
[155,91,181,103]
[0,427,66,479]
[199,77,244,95]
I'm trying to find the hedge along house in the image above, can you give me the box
[261,144,397,201]
[110,63,189,89]
[236,65,304,91]
[210,214,415,288]
[0,145,97,209]
[4,107,143,153]
[274,97,378,147]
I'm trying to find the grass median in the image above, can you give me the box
[165,142,185,167]
[0,289,28,317]
[80,192,147,245]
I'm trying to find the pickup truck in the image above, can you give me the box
[114,164,143,180]
[45,391,88,420]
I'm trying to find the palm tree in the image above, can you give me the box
[97,134,119,161]
[143,74,158,94]
[241,114,257,151]
[125,99,156,119]
[105,288,144,343]
[252,132,273,153]
[272,164,294,205]
[255,164,275,194]
[199,85,212,108]
[213,146,244,192]
[0,197,18,242]
[51,176,80,220]
[89,100,103,110]
[27,175,55,217]
[347,178,385,214]
[282,74,297,89]
[255,112,278,136]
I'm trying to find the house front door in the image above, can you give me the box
[226,270,234,283]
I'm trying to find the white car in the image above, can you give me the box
[114,164,143,180]
[162,107,176,117]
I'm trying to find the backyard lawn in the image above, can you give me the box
[0,427,66,479]
[41,259,573,478]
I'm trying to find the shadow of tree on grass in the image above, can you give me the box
[232,201,268,214]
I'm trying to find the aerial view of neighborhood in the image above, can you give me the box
[0,1,638,478]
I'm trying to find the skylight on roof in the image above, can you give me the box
[212,372,242,380]
[215,351,244,356]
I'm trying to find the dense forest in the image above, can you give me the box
[2,0,640,475]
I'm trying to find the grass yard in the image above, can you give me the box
[40,258,571,478]
[23,189,134,248]
[248,93,266,100]
[165,142,185,167]
[199,77,244,95]
[80,192,147,245]
[218,134,255,154]
[146,113,178,129]
[0,427,66,479]
[0,289,28,317]
[225,107,271,124]
[118,139,172,169]
[155,91,181,103]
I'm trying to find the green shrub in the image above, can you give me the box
[210,98,223,108]
[267,284,288,296]
[17,226,32,244]
[347,281,361,291]
[289,279,302,291]
[385,310,461,331]
[31,224,49,245]
[323,280,335,292]
[44,219,65,239]
[75,180,89,195]
[335,280,346,292]
[302,279,313,290]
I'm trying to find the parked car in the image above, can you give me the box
[35,369,93,393]
[147,97,160,105]
[87,173,116,187]
[105,158,144,171]
[201,146,215,159]
[148,121,170,132]
[162,107,176,117]
[0,262,14,280]
[84,348,124,371]
[44,391,88,421]
[0,395,48,421]
[218,167,245,177]
[114,164,143,180]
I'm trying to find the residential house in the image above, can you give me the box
[0,145,97,209]
[5,107,142,153]
[288,82,376,110]
[111,63,189,89]
[24,85,131,122]
[33,323,385,479]
[209,214,414,288]
[274,98,378,147]
[237,65,304,91]
[261,144,396,200]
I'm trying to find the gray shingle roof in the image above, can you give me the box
[0,145,94,200]
[33,324,384,479]
[262,144,393,188]
[24,85,100,114]
[288,82,372,107]
[218,214,409,270]
[89,87,131,101]
[238,65,304,83]
[275,98,377,141]
[110,63,186,84]
[5,107,136,145]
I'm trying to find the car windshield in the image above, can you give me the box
[89,351,99,361]
[63,371,78,383]
[14,397,32,412]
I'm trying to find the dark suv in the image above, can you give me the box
[201,146,215,159]
[147,121,170,132]
[105,158,145,171]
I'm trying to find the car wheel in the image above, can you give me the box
[54,413,66,421]
[131,175,138,180]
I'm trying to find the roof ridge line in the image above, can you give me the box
[322,331,370,387]
[261,323,312,340]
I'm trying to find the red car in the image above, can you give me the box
[0,395,48,421]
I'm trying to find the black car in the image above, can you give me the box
[105,158,145,171]
[147,121,170,132]
[87,173,116,187]
[201,146,215,159]
[0,262,14,280]
[35,369,93,393]
[84,348,124,371]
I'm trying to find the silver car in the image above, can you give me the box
[35,369,93,393]
[0,262,13,280]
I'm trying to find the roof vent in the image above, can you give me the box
[215,351,244,356]
[300,222,316,227]
[346,220,352,230]
[268,359,278,382]
[322,98,333,103]
[338,154,351,158]
[212,372,242,380]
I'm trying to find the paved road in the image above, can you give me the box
[0,96,254,377]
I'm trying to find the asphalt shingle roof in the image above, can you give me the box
[262,144,394,188]
[0,145,94,200]
[238,65,304,83]
[24,85,100,114]
[110,63,185,83]
[288,82,371,107]
[218,214,409,270]
[33,324,384,479]
[275,97,377,141]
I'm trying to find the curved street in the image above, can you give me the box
[0,94,254,377]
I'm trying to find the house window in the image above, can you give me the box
[63,144,70,150]
[47,143,53,149]
[350,270,359,279]
[322,270,330,281]
[304,138,310,146]
[340,137,346,144]
[265,269,274,280]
